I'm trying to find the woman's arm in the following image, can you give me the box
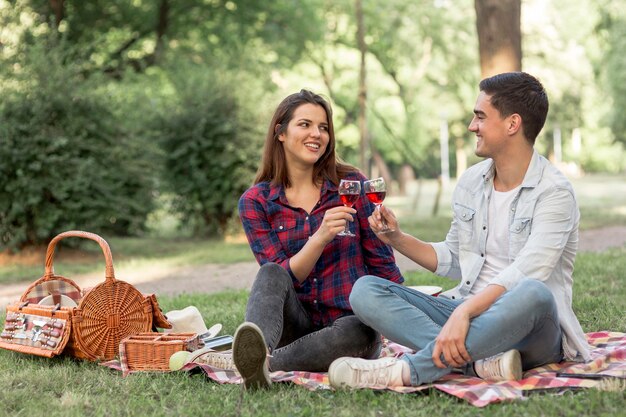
[238,188,355,283]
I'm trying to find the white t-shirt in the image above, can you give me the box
[472,185,521,294]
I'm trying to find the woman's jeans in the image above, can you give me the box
[350,276,564,386]
[245,263,381,372]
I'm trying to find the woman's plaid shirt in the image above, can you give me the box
[238,172,404,327]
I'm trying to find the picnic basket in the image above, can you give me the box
[120,332,200,373]
[0,230,171,361]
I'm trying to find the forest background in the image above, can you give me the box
[1,0,625,251]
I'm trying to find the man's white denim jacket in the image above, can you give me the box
[433,150,590,361]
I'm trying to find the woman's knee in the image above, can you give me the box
[253,262,292,290]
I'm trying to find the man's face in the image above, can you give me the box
[468,92,510,158]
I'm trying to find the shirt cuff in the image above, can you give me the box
[432,241,453,276]
[491,264,526,291]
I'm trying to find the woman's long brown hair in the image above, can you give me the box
[254,89,357,187]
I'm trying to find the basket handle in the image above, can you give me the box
[44,230,116,283]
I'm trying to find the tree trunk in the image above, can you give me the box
[455,136,467,178]
[49,0,64,28]
[153,0,170,64]
[474,0,521,77]
[356,0,370,176]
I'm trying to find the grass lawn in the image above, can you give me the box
[0,247,624,416]
[0,173,625,416]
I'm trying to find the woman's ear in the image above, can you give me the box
[275,124,285,142]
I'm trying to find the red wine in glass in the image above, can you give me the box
[365,191,386,205]
[363,177,393,233]
[340,193,360,208]
[337,179,361,237]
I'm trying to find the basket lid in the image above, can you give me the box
[73,280,152,361]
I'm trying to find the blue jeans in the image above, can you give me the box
[350,276,563,386]
[245,263,382,372]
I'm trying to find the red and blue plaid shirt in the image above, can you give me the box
[238,171,404,327]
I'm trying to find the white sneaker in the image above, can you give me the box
[233,322,271,390]
[474,349,522,381]
[189,349,235,371]
[329,357,405,389]
[169,347,236,371]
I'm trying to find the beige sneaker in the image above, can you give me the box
[232,322,271,390]
[474,349,523,381]
[329,357,405,389]
[189,349,236,371]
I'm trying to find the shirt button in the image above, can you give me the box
[481,253,484,257]
[305,216,309,221]
[313,300,317,304]
[313,278,317,283]
[451,296,456,299]
[466,281,470,285]
[483,226,486,230]
[511,207,515,211]
[279,225,283,230]
[516,226,520,231]
[462,213,466,218]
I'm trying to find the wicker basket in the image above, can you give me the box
[120,332,199,372]
[7,231,163,361]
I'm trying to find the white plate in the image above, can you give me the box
[38,294,78,307]
[407,285,443,296]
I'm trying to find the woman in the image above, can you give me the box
[233,89,403,389]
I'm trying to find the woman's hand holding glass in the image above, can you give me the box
[314,206,357,244]
[337,179,361,237]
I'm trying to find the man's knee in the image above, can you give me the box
[516,279,556,313]
[350,275,384,316]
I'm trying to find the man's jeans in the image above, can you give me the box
[245,263,381,372]
[350,276,563,386]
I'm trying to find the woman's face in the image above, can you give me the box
[278,103,330,170]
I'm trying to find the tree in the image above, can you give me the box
[158,65,268,236]
[0,42,155,250]
[474,0,521,77]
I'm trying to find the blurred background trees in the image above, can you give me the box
[1,0,624,249]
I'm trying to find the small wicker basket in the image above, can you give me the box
[120,332,200,372]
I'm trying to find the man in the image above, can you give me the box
[329,72,590,389]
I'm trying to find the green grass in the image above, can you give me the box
[1,249,625,417]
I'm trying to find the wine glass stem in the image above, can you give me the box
[377,204,388,229]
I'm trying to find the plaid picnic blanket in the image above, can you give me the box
[101,331,626,407]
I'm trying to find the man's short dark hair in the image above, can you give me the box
[479,72,549,144]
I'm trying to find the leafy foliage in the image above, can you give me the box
[0,42,155,250]
[158,65,267,236]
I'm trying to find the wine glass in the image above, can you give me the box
[337,179,361,237]
[364,177,393,233]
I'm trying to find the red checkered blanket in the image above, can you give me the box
[102,331,626,407]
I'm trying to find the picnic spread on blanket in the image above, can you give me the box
[2,231,625,408]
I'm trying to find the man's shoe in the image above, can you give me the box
[474,349,523,381]
[329,357,405,389]
[233,322,271,390]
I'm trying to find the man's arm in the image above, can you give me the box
[368,205,439,272]
[431,284,506,368]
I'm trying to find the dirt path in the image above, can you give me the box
[1,226,625,307]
